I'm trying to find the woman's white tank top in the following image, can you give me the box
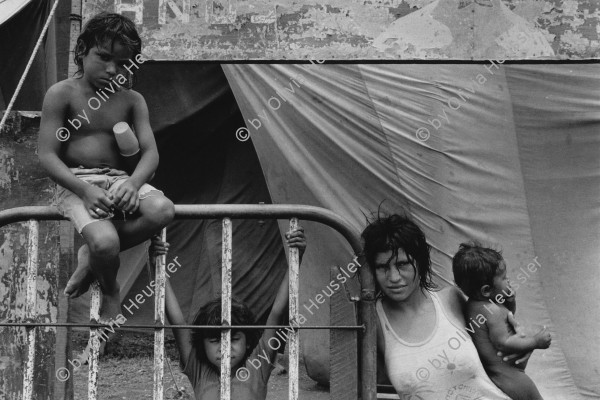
[376,291,511,399]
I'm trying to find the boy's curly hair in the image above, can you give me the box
[73,12,141,78]
[452,241,504,299]
[361,209,438,293]
[191,298,261,365]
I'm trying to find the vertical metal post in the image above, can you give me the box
[154,228,167,400]
[221,218,232,400]
[88,282,101,400]
[359,256,377,400]
[22,220,39,400]
[68,0,81,78]
[288,218,300,400]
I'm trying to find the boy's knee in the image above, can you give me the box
[88,234,120,259]
[145,196,175,226]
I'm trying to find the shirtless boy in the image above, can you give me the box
[38,13,174,322]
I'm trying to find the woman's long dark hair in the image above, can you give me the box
[361,211,437,293]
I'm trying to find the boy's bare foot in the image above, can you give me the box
[98,287,121,324]
[64,245,94,298]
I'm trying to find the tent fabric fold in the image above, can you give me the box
[0,0,55,110]
[0,0,32,26]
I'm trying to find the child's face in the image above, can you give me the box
[81,40,133,90]
[203,331,248,370]
[489,261,514,302]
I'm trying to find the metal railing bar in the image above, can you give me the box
[220,218,232,400]
[22,220,38,400]
[0,206,61,226]
[0,322,364,329]
[88,282,101,399]
[0,204,376,400]
[288,217,300,400]
[153,228,167,400]
[288,218,300,400]
[0,205,362,254]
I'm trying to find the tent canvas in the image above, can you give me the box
[0,0,59,111]
[223,63,600,398]
[0,0,31,25]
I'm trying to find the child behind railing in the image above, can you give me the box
[149,227,306,400]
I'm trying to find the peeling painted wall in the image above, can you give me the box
[0,113,60,399]
[81,0,599,59]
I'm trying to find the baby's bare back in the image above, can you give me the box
[60,78,136,169]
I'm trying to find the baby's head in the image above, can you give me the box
[452,241,514,302]
[191,298,260,369]
[74,12,141,78]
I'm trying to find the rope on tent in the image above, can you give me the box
[0,0,61,132]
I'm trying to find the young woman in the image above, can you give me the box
[362,213,530,399]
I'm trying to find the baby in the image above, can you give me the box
[453,242,551,400]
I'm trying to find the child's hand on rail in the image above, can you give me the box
[285,226,306,261]
[149,234,169,257]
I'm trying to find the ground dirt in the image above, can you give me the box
[70,330,329,399]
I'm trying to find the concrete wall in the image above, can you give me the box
[81,0,599,59]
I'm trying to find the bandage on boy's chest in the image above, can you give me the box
[113,122,140,156]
